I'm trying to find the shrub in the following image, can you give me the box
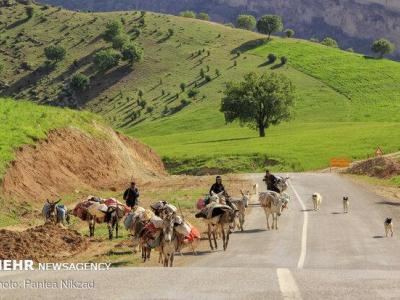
[112,34,128,50]
[197,12,210,21]
[168,28,174,36]
[25,6,34,19]
[284,29,295,38]
[280,56,288,65]
[200,68,205,78]
[121,42,143,64]
[236,15,256,31]
[321,37,339,48]
[44,45,66,63]
[187,89,199,98]
[205,75,212,82]
[215,69,221,77]
[267,53,277,63]
[93,49,121,71]
[70,73,90,92]
[146,106,154,113]
[180,82,186,92]
[103,20,123,42]
[180,10,196,18]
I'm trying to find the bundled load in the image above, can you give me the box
[42,202,69,225]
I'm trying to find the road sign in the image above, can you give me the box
[330,158,351,168]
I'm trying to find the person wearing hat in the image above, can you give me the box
[123,182,140,209]
[263,170,280,193]
[209,176,227,196]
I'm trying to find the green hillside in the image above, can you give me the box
[1,2,400,173]
[0,98,99,178]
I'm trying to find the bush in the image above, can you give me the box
[121,42,143,64]
[168,28,174,36]
[146,106,154,113]
[70,73,90,92]
[180,82,186,92]
[25,6,34,19]
[44,45,66,63]
[112,34,128,50]
[187,89,199,98]
[236,15,256,31]
[321,37,339,48]
[197,12,210,21]
[284,29,295,38]
[371,38,396,58]
[103,20,123,42]
[280,56,288,65]
[267,53,277,63]
[205,75,212,82]
[215,69,221,77]
[180,10,196,18]
[93,49,121,71]
[200,68,205,78]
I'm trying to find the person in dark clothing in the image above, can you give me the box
[209,176,227,196]
[263,170,280,193]
[123,182,140,208]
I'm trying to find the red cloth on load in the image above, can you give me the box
[72,201,94,220]
[184,227,201,242]
[104,198,131,215]
[196,198,206,210]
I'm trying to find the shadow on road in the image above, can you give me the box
[233,228,267,234]
[301,209,314,212]
[377,201,400,207]
[373,235,384,239]
[179,250,220,257]
[331,212,342,215]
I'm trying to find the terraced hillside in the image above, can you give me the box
[1,2,400,173]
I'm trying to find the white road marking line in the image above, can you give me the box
[289,180,308,269]
[277,268,303,300]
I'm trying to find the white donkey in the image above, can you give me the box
[259,191,285,230]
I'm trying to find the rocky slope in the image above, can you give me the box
[39,0,400,57]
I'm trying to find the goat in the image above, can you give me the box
[384,218,394,237]
[343,196,349,213]
[259,191,284,230]
[252,183,259,195]
[312,193,322,211]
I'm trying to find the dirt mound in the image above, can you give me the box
[0,223,88,262]
[347,156,400,178]
[1,124,166,201]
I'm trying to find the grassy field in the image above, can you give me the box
[0,98,99,177]
[2,3,400,173]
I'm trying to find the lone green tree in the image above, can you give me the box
[221,72,295,137]
[103,20,123,42]
[70,73,90,92]
[371,38,396,58]
[93,49,121,72]
[44,45,66,63]
[121,42,143,64]
[256,15,283,39]
[236,15,256,31]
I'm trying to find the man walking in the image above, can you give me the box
[123,181,140,209]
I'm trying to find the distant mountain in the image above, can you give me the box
[38,0,400,57]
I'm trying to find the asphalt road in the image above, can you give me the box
[1,173,400,299]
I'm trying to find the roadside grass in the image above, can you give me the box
[137,122,400,173]
[0,98,101,178]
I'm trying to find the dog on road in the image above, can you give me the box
[384,218,394,237]
[343,196,349,213]
[312,193,322,211]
